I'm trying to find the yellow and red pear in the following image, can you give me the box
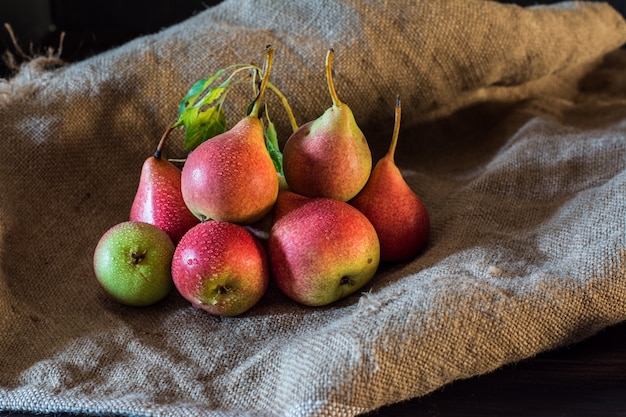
[268,191,380,307]
[282,49,372,202]
[181,116,278,224]
[350,98,430,262]
[180,46,279,224]
[130,127,199,244]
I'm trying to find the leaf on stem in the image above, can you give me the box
[181,106,227,152]
[174,68,231,151]
[177,69,226,116]
[264,120,283,175]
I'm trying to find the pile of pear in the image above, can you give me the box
[93,47,430,316]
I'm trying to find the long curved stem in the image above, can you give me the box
[387,96,401,162]
[266,81,299,133]
[249,45,274,118]
[217,76,250,109]
[221,64,256,90]
[325,48,343,108]
[247,63,298,133]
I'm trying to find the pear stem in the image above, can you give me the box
[250,44,274,119]
[325,48,343,108]
[155,123,175,159]
[387,96,401,163]
[266,81,299,132]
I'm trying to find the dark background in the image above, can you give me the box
[1,0,625,78]
[0,0,219,77]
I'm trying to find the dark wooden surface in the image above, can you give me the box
[364,320,626,417]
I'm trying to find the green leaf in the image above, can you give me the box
[177,85,226,124]
[264,121,283,174]
[178,69,226,116]
[246,99,255,117]
[174,70,231,150]
[176,85,225,126]
[174,69,229,135]
[183,106,227,151]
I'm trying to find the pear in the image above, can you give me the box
[349,97,430,262]
[282,48,372,202]
[268,191,380,307]
[180,45,279,224]
[271,189,310,224]
[171,221,269,317]
[94,221,175,306]
[130,127,199,244]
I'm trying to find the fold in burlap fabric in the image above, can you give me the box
[1,1,626,416]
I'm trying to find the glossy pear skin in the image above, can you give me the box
[282,104,372,202]
[350,157,429,262]
[171,221,269,316]
[180,116,279,224]
[130,155,199,244]
[93,221,175,307]
[350,99,429,262]
[268,192,380,306]
[271,189,310,224]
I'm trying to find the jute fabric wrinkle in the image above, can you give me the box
[0,1,625,416]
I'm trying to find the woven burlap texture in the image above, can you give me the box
[1,1,625,416]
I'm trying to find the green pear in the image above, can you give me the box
[130,127,199,244]
[350,98,430,262]
[93,221,175,306]
[180,46,279,224]
[282,48,372,202]
[268,191,380,306]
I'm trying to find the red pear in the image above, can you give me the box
[350,97,430,262]
[271,190,311,224]
[268,193,380,307]
[180,46,279,224]
[282,48,372,202]
[130,127,199,244]
[171,221,269,316]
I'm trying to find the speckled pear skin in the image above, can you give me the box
[180,116,279,225]
[130,155,199,244]
[282,103,372,202]
[350,156,430,262]
[349,99,430,262]
[268,191,380,307]
[282,48,372,202]
[93,221,175,307]
[271,189,311,224]
[171,221,269,317]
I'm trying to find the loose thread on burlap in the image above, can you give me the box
[2,23,67,75]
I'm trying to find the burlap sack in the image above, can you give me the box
[1,1,625,416]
